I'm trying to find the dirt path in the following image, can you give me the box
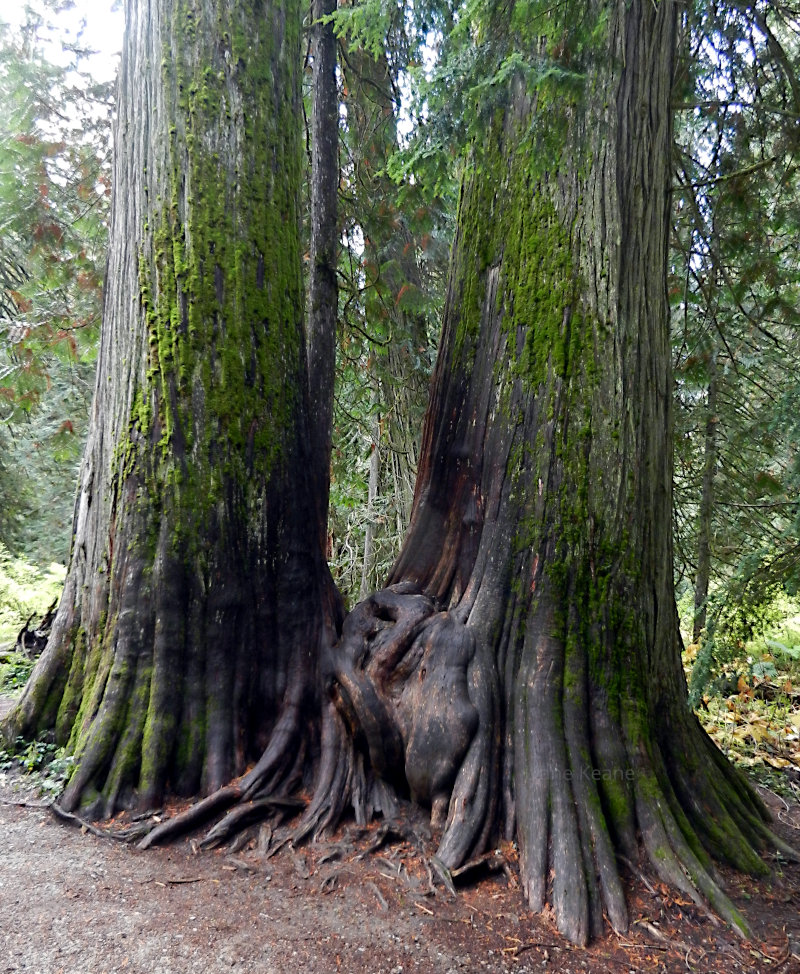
[1,709,800,973]
[1,774,507,974]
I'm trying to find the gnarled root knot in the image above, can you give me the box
[328,585,499,863]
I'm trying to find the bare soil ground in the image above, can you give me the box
[2,692,800,974]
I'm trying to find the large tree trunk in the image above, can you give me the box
[2,0,338,817]
[310,0,793,945]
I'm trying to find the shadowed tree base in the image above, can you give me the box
[135,582,797,947]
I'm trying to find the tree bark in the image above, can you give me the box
[2,0,339,816]
[311,0,794,945]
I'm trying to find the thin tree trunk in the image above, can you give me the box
[384,275,427,528]
[359,407,380,600]
[307,0,339,536]
[693,351,718,642]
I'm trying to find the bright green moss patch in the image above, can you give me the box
[504,188,576,387]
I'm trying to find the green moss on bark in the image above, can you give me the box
[127,0,305,550]
[55,626,88,744]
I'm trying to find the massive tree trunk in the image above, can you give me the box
[2,0,338,816]
[308,0,794,946]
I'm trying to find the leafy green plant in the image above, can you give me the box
[0,733,75,796]
[0,650,34,692]
[0,541,64,643]
[17,736,56,773]
[685,572,800,702]
[37,750,75,796]
[764,635,800,663]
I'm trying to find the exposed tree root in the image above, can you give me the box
[198,797,304,850]
[26,572,794,948]
[323,586,498,865]
[50,802,124,841]
[137,785,243,849]
[118,586,798,951]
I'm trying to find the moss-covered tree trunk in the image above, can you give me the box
[307,0,794,945]
[2,0,338,816]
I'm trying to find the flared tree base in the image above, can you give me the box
[124,587,797,946]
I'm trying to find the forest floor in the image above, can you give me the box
[1,692,800,974]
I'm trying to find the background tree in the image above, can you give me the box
[670,0,800,691]
[3,0,339,817]
[329,7,450,601]
[0,8,113,561]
